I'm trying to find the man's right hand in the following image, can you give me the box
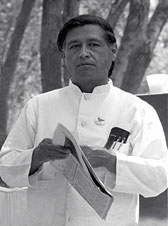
[29,138,70,175]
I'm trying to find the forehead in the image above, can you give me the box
[65,24,105,43]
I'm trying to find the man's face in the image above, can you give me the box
[63,25,116,92]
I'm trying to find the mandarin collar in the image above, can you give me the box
[68,79,113,95]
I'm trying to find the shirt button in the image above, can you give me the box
[81,120,87,127]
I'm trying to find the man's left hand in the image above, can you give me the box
[81,146,116,175]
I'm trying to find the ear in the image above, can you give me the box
[110,43,117,61]
[62,51,68,68]
[62,51,67,65]
[62,51,65,59]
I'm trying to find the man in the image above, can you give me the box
[0,14,168,226]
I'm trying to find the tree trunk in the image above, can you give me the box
[40,0,64,92]
[63,0,80,23]
[107,0,129,28]
[112,0,150,89]
[120,42,151,93]
[147,0,168,50]
[120,0,168,93]
[111,0,168,94]
[0,0,36,148]
[62,0,81,86]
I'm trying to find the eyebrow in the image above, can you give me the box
[66,38,103,46]
[66,40,79,46]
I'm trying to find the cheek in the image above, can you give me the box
[65,52,77,63]
[98,55,113,75]
[64,55,74,70]
[100,55,112,69]
[105,52,113,68]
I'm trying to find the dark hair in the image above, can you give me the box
[57,14,117,76]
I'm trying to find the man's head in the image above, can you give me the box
[57,14,117,92]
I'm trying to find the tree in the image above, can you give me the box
[107,0,129,28]
[0,1,20,68]
[40,0,81,92]
[40,0,64,92]
[62,0,81,86]
[63,0,81,23]
[0,0,36,148]
[108,0,168,94]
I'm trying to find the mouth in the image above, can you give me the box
[76,63,95,68]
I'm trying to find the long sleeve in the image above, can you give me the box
[111,101,168,197]
[0,99,38,188]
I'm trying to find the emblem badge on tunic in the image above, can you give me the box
[94,117,106,126]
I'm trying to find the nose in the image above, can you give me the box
[79,44,89,58]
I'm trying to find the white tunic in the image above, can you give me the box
[0,80,168,226]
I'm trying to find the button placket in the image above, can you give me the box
[83,94,91,101]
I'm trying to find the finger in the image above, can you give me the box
[41,138,53,144]
[47,145,70,154]
[40,139,69,154]
[44,146,70,158]
[81,146,93,156]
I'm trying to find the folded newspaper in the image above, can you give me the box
[52,123,114,220]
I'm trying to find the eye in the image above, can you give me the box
[88,42,101,48]
[69,44,80,50]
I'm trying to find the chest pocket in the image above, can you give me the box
[109,142,133,156]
